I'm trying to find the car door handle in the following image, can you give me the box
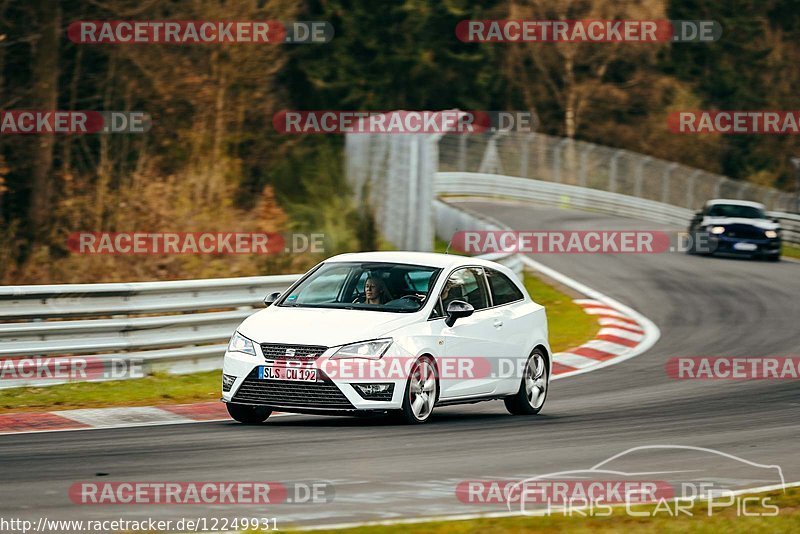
[493,319,503,328]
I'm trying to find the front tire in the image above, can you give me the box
[226,403,272,424]
[398,356,438,424]
[505,349,549,415]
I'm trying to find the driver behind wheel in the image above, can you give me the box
[355,274,392,305]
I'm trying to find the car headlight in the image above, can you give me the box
[765,230,779,239]
[709,226,726,235]
[330,338,392,360]
[228,331,256,356]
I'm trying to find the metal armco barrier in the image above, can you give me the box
[0,275,300,388]
[435,172,800,244]
[346,129,799,251]
[0,249,521,389]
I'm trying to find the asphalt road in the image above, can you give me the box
[2,199,799,530]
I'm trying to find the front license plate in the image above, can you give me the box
[258,365,318,382]
[733,242,758,251]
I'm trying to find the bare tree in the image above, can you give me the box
[28,0,60,236]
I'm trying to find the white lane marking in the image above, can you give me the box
[597,327,644,341]
[552,352,602,369]
[0,412,296,437]
[598,317,644,331]
[579,339,633,356]
[573,298,603,306]
[292,481,800,531]
[581,307,630,319]
[55,406,194,428]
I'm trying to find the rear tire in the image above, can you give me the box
[226,403,272,424]
[505,349,549,415]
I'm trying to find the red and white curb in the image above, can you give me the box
[551,300,647,377]
[0,401,236,436]
[521,255,660,381]
[0,257,658,436]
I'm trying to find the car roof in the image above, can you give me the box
[325,250,505,270]
[705,199,766,209]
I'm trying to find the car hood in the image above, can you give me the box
[701,216,779,230]
[236,306,421,347]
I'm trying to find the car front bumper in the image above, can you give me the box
[222,349,408,412]
[710,236,781,257]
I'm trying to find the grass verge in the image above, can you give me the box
[782,243,800,260]
[0,370,221,414]
[523,273,599,354]
[290,486,799,534]
[0,272,598,414]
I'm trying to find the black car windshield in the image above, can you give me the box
[278,262,441,312]
[706,204,766,219]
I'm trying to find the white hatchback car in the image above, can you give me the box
[222,251,551,424]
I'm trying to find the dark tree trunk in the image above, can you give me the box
[28,0,60,238]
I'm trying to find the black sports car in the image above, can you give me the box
[687,200,781,261]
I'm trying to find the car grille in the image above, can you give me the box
[724,225,765,239]
[232,368,354,410]
[260,343,327,361]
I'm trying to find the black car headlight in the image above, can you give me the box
[765,230,779,239]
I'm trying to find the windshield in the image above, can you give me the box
[278,262,442,313]
[706,204,766,219]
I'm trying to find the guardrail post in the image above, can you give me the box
[686,170,700,209]
[609,150,623,193]
[519,133,533,178]
[714,176,725,198]
[553,138,570,183]
[458,134,467,171]
[661,163,677,203]
[579,144,595,187]
[738,182,748,200]
[764,190,776,210]
[635,156,651,198]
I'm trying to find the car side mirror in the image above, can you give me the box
[445,300,474,327]
[264,291,281,307]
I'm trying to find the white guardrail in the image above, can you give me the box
[435,172,800,245]
[0,243,521,389]
[0,276,299,388]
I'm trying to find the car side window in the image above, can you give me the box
[435,267,489,317]
[486,268,524,306]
